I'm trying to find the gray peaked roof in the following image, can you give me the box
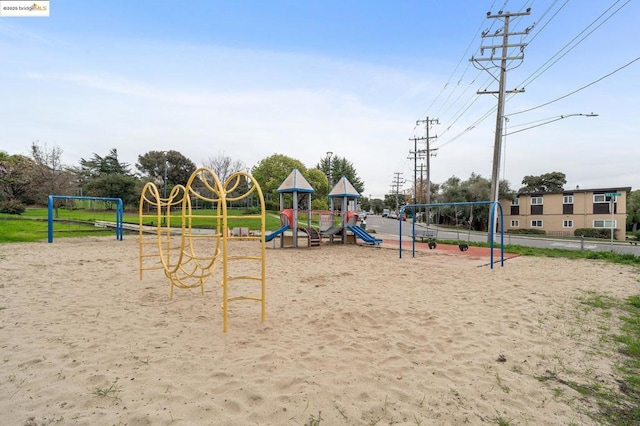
[329,176,360,198]
[276,168,315,193]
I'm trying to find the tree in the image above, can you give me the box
[76,148,140,206]
[30,141,75,204]
[305,168,329,210]
[202,153,245,185]
[627,190,640,233]
[251,154,307,208]
[370,198,385,215]
[0,153,38,204]
[136,150,197,194]
[519,172,566,194]
[384,193,404,212]
[316,155,364,194]
[83,174,140,206]
[437,173,512,231]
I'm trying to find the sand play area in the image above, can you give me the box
[1,236,639,425]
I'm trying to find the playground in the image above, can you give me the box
[1,235,638,425]
[9,168,633,424]
[264,168,382,247]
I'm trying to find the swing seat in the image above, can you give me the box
[458,244,469,252]
[428,241,437,249]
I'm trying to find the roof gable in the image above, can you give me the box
[329,176,360,198]
[277,168,315,193]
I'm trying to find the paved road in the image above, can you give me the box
[364,214,640,256]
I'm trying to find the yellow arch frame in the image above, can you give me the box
[139,167,267,332]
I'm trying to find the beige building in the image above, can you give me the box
[499,187,631,240]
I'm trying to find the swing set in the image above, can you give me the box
[453,204,473,252]
[397,201,505,268]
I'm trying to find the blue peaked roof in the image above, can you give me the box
[276,168,315,193]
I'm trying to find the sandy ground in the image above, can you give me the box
[1,236,639,425]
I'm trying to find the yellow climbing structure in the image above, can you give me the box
[138,167,267,332]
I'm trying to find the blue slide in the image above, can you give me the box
[265,224,290,242]
[347,226,383,245]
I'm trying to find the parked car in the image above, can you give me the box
[357,211,367,220]
[382,209,390,218]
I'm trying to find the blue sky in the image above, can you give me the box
[1,0,638,199]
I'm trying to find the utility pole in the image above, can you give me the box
[419,163,424,203]
[471,8,531,239]
[415,117,439,225]
[408,137,426,205]
[391,172,405,213]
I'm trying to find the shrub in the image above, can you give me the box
[505,228,546,235]
[265,200,279,212]
[574,228,616,239]
[0,200,26,215]
[242,206,262,215]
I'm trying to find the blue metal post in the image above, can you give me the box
[47,195,54,243]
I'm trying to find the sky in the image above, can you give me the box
[1,0,638,199]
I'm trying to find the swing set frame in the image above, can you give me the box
[398,201,505,268]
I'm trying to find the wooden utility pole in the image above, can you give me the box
[415,117,438,225]
[471,9,531,239]
[391,172,405,213]
[408,137,425,205]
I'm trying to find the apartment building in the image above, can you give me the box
[499,187,631,240]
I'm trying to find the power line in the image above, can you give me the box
[418,1,501,126]
[509,55,640,116]
[430,1,634,152]
[515,0,631,91]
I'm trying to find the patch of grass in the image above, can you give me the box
[305,411,322,426]
[496,417,511,426]
[334,403,348,420]
[495,373,510,393]
[552,387,564,400]
[580,292,615,310]
[0,216,119,243]
[433,239,640,266]
[537,292,640,425]
[92,380,119,397]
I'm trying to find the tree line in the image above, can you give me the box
[1,142,638,233]
[0,142,364,212]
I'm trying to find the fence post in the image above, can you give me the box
[580,235,584,252]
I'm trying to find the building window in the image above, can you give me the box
[511,198,519,206]
[593,194,608,203]
[510,220,519,227]
[594,220,616,228]
[563,220,574,228]
[531,220,543,228]
[563,195,574,204]
[531,197,543,205]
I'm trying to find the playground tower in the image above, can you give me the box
[329,176,361,244]
[276,168,315,248]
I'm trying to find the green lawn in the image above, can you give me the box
[1,207,282,243]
